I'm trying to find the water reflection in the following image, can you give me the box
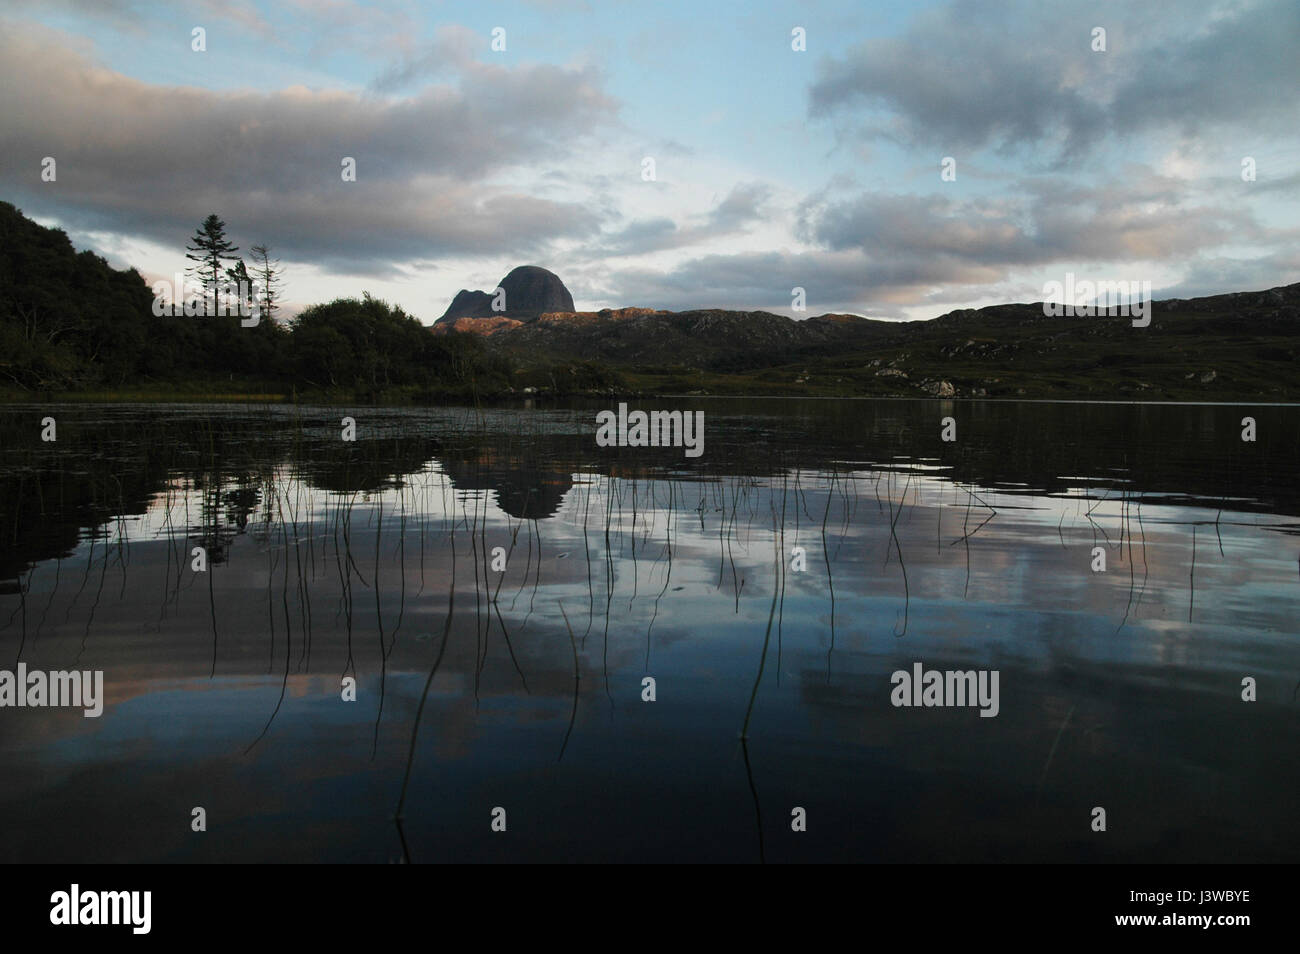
[0,400,1296,863]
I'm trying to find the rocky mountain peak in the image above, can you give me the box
[437,265,575,323]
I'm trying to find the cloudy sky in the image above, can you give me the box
[1,0,1297,321]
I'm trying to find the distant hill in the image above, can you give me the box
[439,283,1300,400]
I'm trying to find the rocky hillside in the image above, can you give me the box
[489,307,891,369]
[439,282,1300,400]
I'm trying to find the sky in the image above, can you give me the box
[1,0,1297,323]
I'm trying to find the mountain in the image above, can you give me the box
[436,265,575,323]
[438,284,1300,400]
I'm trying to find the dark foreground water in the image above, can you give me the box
[0,399,1297,863]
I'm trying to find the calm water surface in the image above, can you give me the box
[0,399,1296,862]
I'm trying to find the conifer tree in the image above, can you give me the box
[224,258,254,317]
[249,244,282,321]
[185,214,239,301]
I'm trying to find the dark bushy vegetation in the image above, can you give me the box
[290,294,512,397]
[0,201,518,399]
[1,200,159,390]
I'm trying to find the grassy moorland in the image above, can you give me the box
[483,286,1300,402]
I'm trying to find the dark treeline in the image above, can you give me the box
[0,201,542,399]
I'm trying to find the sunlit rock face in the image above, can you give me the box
[430,315,525,336]
[436,265,575,323]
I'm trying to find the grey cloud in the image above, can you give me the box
[809,0,1108,157]
[1245,170,1300,195]
[601,218,680,254]
[810,0,1299,158]
[0,24,615,268]
[707,182,772,230]
[1111,1,1300,135]
[589,182,773,256]
[0,29,613,186]
[588,249,990,317]
[17,183,603,279]
[1153,251,1300,301]
[590,169,1292,316]
[805,177,1265,269]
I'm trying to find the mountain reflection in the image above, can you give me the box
[0,400,1296,863]
[3,400,1297,584]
